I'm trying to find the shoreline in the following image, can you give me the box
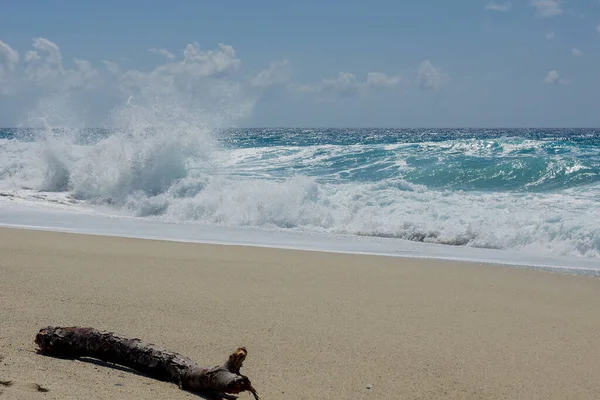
[1,202,598,275]
[1,227,600,399]
[3,223,599,277]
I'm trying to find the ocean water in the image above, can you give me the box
[1,125,599,265]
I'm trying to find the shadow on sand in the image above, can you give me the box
[36,352,239,400]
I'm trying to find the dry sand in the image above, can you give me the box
[0,227,599,399]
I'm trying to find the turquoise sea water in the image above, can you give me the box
[1,127,599,258]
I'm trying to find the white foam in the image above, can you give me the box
[2,134,600,259]
[0,201,597,274]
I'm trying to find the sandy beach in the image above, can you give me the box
[1,227,599,399]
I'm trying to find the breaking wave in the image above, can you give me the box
[0,83,599,261]
[1,125,599,259]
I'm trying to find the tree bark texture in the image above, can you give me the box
[34,326,259,399]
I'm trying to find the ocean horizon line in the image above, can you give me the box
[2,126,600,130]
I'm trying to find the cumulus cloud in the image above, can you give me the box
[544,70,559,84]
[24,37,64,82]
[485,1,512,11]
[294,71,402,100]
[572,48,582,57]
[417,60,449,90]
[69,58,99,89]
[102,60,121,75]
[320,72,361,98]
[0,38,261,128]
[530,0,563,18]
[290,72,360,99]
[22,37,99,90]
[544,70,567,85]
[182,42,240,75]
[0,40,19,80]
[249,59,292,88]
[0,37,235,96]
[2,36,419,124]
[366,72,401,88]
[119,42,241,94]
[2,39,241,94]
[149,48,175,60]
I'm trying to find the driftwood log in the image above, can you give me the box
[34,326,259,399]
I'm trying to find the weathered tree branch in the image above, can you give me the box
[34,326,259,399]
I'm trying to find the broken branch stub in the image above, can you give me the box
[34,326,259,399]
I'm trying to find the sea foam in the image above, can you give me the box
[1,130,599,260]
[0,90,598,261]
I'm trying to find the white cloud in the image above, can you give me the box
[149,48,175,60]
[366,72,401,88]
[67,58,99,89]
[1,36,430,123]
[546,32,554,40]
[572,48,583,57]
[102,60,121,75]
[32,38,62,65]
[0,38,262,128]
[530,0,563,18]
[22,37,99,90]
[485,1,512,11]
[417,60,450,90]
[119,42,241,93]
[320,72,361,98]
[0,40,19,80]
[544,70,559,84]
[181,42,240,75]
[544,70,567,85]
[24,37,64,82]
[24,51,40,62]
[249,59,292,88]
[294,71,402,100]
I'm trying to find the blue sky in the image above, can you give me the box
[0,0,599,127]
